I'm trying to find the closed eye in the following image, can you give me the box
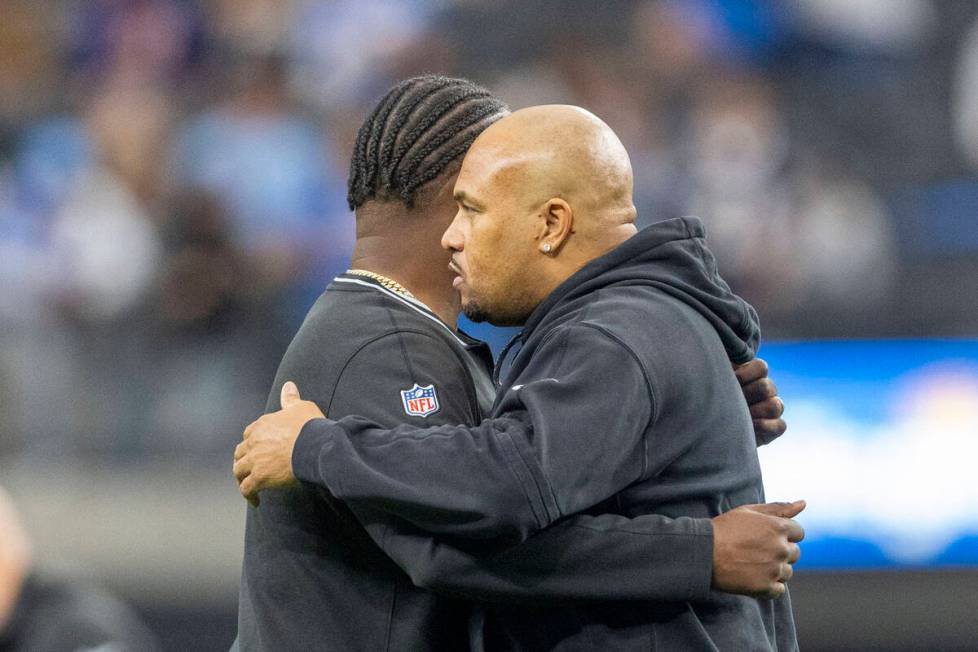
[453,190,484,213]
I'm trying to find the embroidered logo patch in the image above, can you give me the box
[400,383,440,418]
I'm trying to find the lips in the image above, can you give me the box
[449,260,464,288]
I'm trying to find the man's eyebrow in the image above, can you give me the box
[453,190,483,207]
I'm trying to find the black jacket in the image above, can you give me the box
[238,270,725,651]
[294,218,797,650]
[0,571,159,652]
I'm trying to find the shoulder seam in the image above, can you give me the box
[326,329,411,414]
[327,328,478,420]
[383,305,417,381]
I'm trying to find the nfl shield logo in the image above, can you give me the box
[400,383,440,418]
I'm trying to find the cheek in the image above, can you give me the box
[465,249,492,291]
[466,213,522,293]
[480,253,524,304]
[502,257,530,295]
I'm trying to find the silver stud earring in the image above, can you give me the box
[542,243,552,253]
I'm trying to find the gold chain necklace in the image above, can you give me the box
[346,269,416,299]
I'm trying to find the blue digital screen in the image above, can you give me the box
[758,340,978,569]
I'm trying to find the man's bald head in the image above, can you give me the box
[442,105,639,326]
[462,105,637,238]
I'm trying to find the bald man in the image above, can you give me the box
[236,105,800,650]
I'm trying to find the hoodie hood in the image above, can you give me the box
[520,216,760,364]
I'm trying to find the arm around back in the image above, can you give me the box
[292,324,653,544]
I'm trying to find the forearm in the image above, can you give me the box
[292,415,558,544]
[379,513,715,604]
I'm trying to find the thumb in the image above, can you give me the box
[749,500,806,519]
[280,381,301,408]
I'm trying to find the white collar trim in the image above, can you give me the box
[333,276,472,348]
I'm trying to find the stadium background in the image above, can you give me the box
[1,0,977,649]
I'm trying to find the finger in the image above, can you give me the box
[233,458,251,483]
[782,499,807,519]
[281,381,301,408]
[784,516,806,542]
[734,358,768,385]
[754,417,787,435]
[753,418,787,446]
[240,476,261,507]
[240,476,257,501]
[742,378,777,404]
[234,442,247,461]
[748,500,806,519]
[780,562,793,582]
[787,543,801,564]
[744,500,794,517]
[764,581,786,600]
[243,419,258,440]
[750,397,784,420]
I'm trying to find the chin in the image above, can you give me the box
[461,303,491,323]
[465,304,527,327]
[462,293,530,327]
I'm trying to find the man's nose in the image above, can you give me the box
[441,213,464,252]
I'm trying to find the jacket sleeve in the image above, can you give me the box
[293,324,652,544]
[364,511,715,604]
[324,326,714,603]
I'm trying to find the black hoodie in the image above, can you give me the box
[294,217,797,651]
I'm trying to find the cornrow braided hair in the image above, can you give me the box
[347,75,509,210]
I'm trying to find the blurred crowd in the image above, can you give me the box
[1,0,978,464]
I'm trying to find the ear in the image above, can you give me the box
[537,198,573,255]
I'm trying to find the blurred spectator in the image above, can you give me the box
[86,80,174,203]
[787,0,937,54]
[286,0,438,110]
[142,191,272,461]
[68,0,199,87]
[681,75,896,327]
[954,14,978,170]
[0,487,160,651]
[157,192,246,334]
[49,169,161,324]
[0,2,63,132]
[169,51,352,320]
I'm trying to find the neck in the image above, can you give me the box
[351,237,459,329]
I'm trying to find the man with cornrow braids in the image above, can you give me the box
[233,75,796,651]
